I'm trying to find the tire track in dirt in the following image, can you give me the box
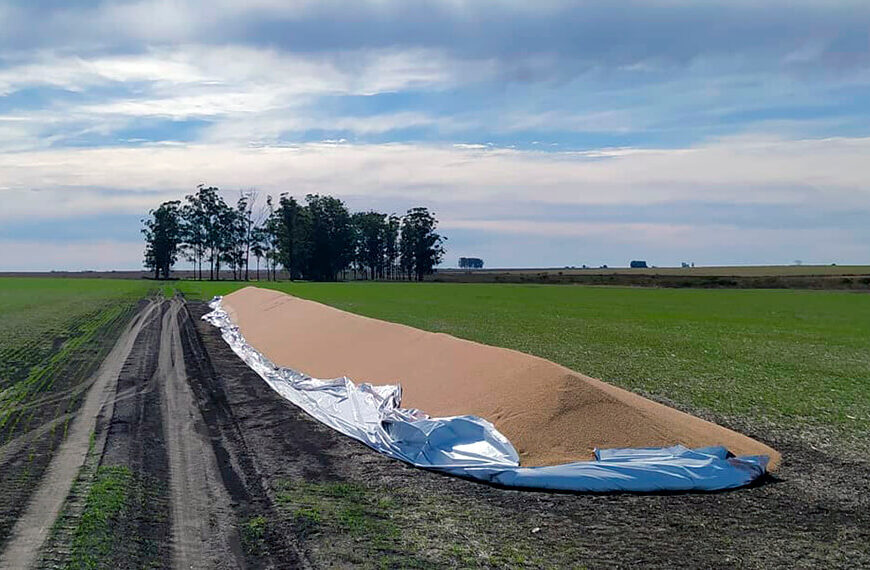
[160,297,246,570]
[177,301,308,569]
[0,299,159,570]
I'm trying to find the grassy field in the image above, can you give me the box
[177,280,870,435]
[1,275,867,438]
[0,278,153,392]
[0,278,154,546]
[0,278,154,435]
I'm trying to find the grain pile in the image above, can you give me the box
[222,287,780,469]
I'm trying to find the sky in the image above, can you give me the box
[1,0,869,270]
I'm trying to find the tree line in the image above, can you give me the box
[142,186,445,282]
[458,257,484,269]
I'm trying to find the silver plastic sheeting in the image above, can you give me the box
[203,297,769,492]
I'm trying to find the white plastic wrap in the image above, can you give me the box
[204,297,769,492]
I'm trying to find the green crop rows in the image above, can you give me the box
[177,280,870,435]
[0,278,154,444]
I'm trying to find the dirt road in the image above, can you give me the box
[0,299,158,570]
[70,297,276,569]
[159,298,245,569]
[2,297,868,568]
[6,298,300,569]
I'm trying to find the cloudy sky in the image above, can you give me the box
[1,0,869,270]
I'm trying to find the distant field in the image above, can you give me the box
[432,264,870,288]
[438,264,870,277]
[8,264,869,289]
[177,280,870,435]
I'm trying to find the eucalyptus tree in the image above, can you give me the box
[250,226,267,281]
[399,207,445,281]
[353,211,388,280]
[235,191,259,281]
[305,194,354,281]
[272,194,310,280]
[384,214,401,280]
[187,185,227,280]
[147,188,444,282]
[142,200,183,280]
[181,188,208,280]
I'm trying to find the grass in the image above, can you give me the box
[0,278,153,443]
[54,462,167,570]
[0,278,154,390]
[177,280,870,433]
[275,479,403,566]
[277,480,401,545]
[240,515,269,556]
[275,478,553,568]
[0,278,155,548]
[66,466,133,570]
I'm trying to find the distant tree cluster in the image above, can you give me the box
[141,186,445,281]
[458,257,484,269]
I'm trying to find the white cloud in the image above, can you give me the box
[0,45,486,105]
[0,45,490,148]
[2,135,870,223]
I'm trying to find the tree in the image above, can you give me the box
[459,257,484,269]
[181,190,207,280]
[250,226,267,281]
[142,200,183,280]
[236,191,258,281]
[399,207,445,281]
[272,194,311,280]
[213,198,236,280]
[304,194,354,281]
[262,195,278,281]
[145,188,444,282]
[185,185,227,280]
[384,214,400,280]
[352,211,387,280]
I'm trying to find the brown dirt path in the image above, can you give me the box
[159,297,246,569]
[0,299,159,570]
[2,296,303,569]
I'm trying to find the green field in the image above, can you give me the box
[0,278,154,427]
[0,278,155,546]
[177,280,870,434]
[1,276,868,440]
[0,279,153,389]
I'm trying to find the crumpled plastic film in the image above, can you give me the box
[203,296,769,492]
